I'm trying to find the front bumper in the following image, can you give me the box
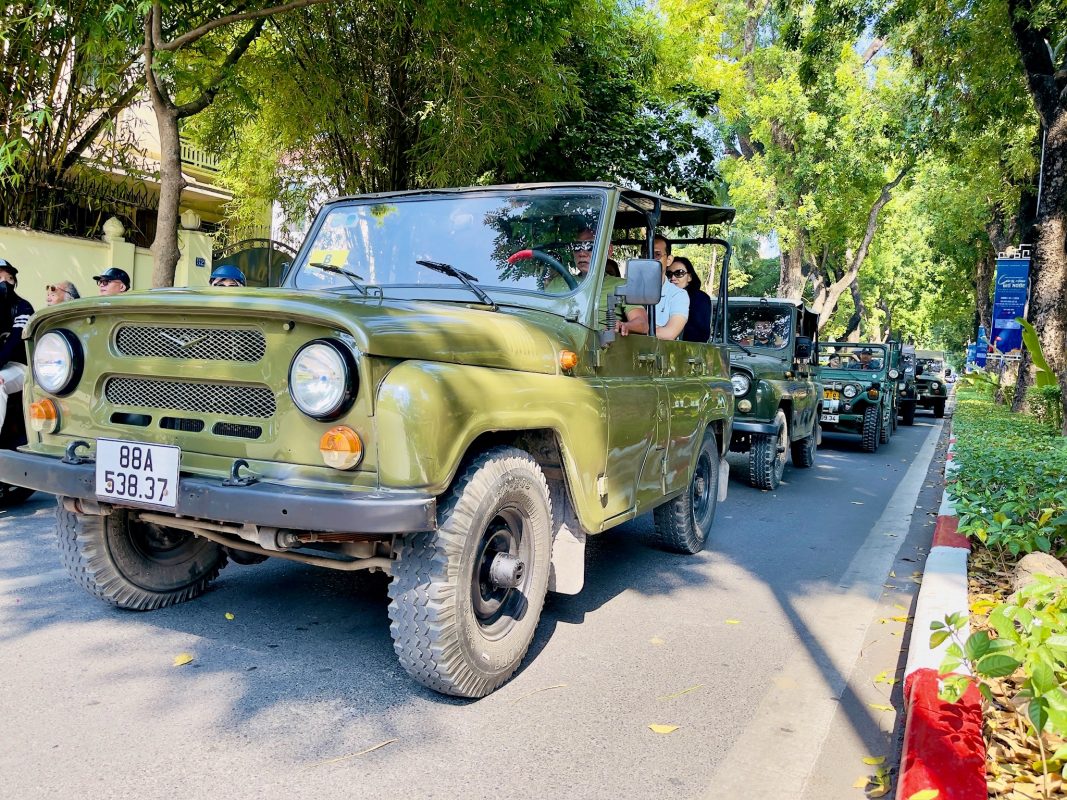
[731,419,780,437]
[0,450,437,534]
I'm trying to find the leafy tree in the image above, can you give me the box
[0,0,144,226]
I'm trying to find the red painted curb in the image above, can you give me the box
[932,515,970,550]
[897,668,986,799]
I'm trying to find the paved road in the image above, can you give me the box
[0,416,946,799]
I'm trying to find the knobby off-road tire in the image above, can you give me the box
[749,409,789,490]
[880,403,892,444]
[790,420,818,469]
[861,404,881,453]
[653,433,719,554]
[0,483,34,507]
[55,505,227,610]
[933,398,946,418]
[387,447,552,698]
[900,399,916,426]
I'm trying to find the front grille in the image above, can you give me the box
[115,325,266,362]
[105,377,276,418]
[160,417,205,433]
[213,422,262,439]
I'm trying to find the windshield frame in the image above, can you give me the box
[283,186,618,327]
[725,302,795,353]
[816,342,891,375]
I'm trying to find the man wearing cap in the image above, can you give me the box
[94,267,130,296]
[0,259,35,431]
[856,348,876,369]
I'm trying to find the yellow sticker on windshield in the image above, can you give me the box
[308,249,349,267]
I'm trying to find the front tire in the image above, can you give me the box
[901,399,916,425]
[880,403,892,443]
[749,409,788,490]
[654,433,719,554]
[387,447,552,698]
[933,398,946,418]
[861,405,881,453]
[0,483,34,507]
[56,505,227,610]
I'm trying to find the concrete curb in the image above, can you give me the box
[896,431,987,800]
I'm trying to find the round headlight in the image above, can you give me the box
[843,384,859,399]
[289,340,356,419]
[931,381,940,390]
[731,373,751,397]
[33,330,82,395]
[888,368,899,379]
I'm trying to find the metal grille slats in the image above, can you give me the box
[115,325,265,362]
[105,377,276,418]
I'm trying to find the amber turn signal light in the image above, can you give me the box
[29,399,59,433]
[559,350,579,371]
[867,388,879,399]
[319,425,363,470]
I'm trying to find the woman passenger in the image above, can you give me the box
[668,256,711,343]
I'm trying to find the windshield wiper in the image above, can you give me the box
[730,341,756,356]
[415,260,497,310]
[308,262,367,295]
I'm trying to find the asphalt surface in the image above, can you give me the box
[0,414,946,799]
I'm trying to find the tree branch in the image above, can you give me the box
[158,0,331,52]
[61,77,147,173]
[862,38,885,65]
[175,19,265,118]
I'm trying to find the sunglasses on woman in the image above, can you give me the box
[665,268,689,279]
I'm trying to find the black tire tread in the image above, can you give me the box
[749,410,787,490]
[901,400,916,425]
[55,505,226,611]
[790,422,818,469]
[861,405,880,453]
[653,434,719,554]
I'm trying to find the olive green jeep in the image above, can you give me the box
[915,348,949,417]
[816,342,900,452]
[895,342,918,425]
[0,183,737,698]
[724,298,822,490]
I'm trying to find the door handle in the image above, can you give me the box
[637,352,656,364]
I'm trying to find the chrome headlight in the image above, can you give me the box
[33,330,82,396]
[843,384,859,399]
[888,368,899,379]
[731,373,751,397]
[898,382,906,390]
[931,381,940,390]
[289,340,356,420]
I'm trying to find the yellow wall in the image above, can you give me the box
[0,221,214,311]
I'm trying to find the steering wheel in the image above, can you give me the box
[507,249,578,290]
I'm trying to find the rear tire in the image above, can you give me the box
[55,505,227,610]
[387,447,552,698]
[861,405,881,453]
[790,420,818,469]
[749,410,788,490]
[880,404,892,443]
[654,433,719,554]
[901,399,916,425]
[933,398,946,418]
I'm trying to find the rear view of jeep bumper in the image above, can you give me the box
[0,450,437,533]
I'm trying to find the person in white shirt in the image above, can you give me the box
[615,234,689,340]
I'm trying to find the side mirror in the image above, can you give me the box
[618,259,663,306]
[915,364,924,376]
[888,368,900,380]
[794,336,813,361]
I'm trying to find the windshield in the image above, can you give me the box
[728,305,791,350]
[818,344,888,371]
[291,191,606,299]
[917,358,944,375]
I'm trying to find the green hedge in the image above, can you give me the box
[949,392,1067,557]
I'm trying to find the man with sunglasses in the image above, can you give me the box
[45,281,80,306]
[0,259,34,433]
[93,267,130,296]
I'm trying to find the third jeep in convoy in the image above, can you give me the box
[726,298,822,490]
[915,348,949,417]
[895,342,918,425]
[816,342,900,452]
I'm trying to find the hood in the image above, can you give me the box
[29,288,567,374]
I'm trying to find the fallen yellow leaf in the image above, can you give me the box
[907,791,940,800]
[224,612,235,620]
[173,653,194,667]
[648,724,679,734]
[894,604,908,611]
[649,637,665,646]
[725,619,741,625]
[862,756,886,765]
[658,685,703,701]
[868,785,890,798]
[891,615,910,623]
[868,703,895,712]
[853,776,870,788]
[889,571,897,577]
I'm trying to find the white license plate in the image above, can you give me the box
[95,439,180,509]
[820,413,840,423]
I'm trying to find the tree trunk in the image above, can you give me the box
[841,278,865,341]
[777,240,806,300]
[151,103,186,288]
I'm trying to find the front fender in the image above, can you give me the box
[375,360,609,531]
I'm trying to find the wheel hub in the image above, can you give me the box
[488,552,525,589]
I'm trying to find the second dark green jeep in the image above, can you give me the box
[725,298,822,490]
[816,342,900,452]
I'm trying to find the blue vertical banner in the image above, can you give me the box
[991,255,1030,354]
[966,343,977,365]
[975,324,989,367]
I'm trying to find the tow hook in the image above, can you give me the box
[223,458,257,487]
[62,440,93,465]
